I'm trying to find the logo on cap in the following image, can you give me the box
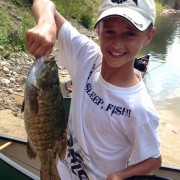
[111,0,138,5]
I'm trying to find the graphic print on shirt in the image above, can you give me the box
[85,64,132,118]
[62,63,132,179]
[62,120,92,179]
[65,128,89,179]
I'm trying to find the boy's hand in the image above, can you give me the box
[26,22,56,58]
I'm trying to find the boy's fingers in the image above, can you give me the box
[45,48,53,58]
[28,41,42,57]
[26,29,38,50]
[32,44,53,59]
[26,24,56,58]
[26,32,54,58]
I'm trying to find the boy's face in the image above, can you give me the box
[98,16,155,69]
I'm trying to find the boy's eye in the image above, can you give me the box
[126,31,136,37]
[104,30,115,36]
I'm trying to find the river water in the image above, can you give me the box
[142,12,180,103]
[141,13,180,166]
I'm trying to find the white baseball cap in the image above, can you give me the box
[94,0,156,31]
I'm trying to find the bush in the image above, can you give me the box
[80,13,93,29]
[52,0,97,28]
[0,12,34,53]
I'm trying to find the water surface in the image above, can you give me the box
[141,13,180,103]
[141,13,180,166]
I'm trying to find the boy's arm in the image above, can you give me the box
[107,156,161,180]
[26,0,66,58]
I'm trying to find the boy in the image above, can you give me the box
[26,0,161,179]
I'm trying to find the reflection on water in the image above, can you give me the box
[141,13,180,102]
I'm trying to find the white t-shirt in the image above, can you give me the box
[57,21,160,180]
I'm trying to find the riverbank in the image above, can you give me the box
[159,8,179,15]
[155,97,180,166]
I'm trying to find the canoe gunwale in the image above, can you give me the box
[160,164,180,173]
[0,133,27,144]
[0,152,39,180]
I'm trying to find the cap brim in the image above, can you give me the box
[94,7,151,31]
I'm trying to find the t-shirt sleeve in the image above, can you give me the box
[126,97,161,166]
[57,21,100,80]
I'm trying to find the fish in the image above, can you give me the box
[21,56,67,180]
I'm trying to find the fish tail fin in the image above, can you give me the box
[40,150,61,180]
[27,140,37,159]
[50,161,61,180]
[40,163,61,180]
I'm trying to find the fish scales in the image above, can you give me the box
[22,56,67,180]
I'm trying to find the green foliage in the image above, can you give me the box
[0,0,35,58]
[11,0,32,7]
[52,0,98,29]
[0,0,174,57]
[12,12,35,52]
[11,0,25,6]
[0,11,14,57]
[80,13,94,29]
[156,0,173,6]
[155,0,164,13]
[53,0,80,18]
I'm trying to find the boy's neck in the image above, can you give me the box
[101,62,140,88]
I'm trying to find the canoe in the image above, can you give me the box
[134,54,150,73]
[134,54,150,79]
[0,134,180,180]
[0,134,40,180]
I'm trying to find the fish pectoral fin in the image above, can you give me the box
[27,140,37,159]
[29,96,39,114]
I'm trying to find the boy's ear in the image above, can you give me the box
[97,25,100,37]
[96,22,102,38]
[144,27,156,47]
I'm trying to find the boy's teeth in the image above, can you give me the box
[112,52,124,56]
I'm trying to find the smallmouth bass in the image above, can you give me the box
[22,56,67,180]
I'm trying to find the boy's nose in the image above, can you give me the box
[112,37,124,49]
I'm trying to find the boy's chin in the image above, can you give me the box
[106,62,127,69]
[105,59,130,68]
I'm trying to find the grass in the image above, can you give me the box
[0,0,172,58]
[0,0,99,58]
[52,0,99,29]
[0,0,35,58]
[155,0,164,14]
